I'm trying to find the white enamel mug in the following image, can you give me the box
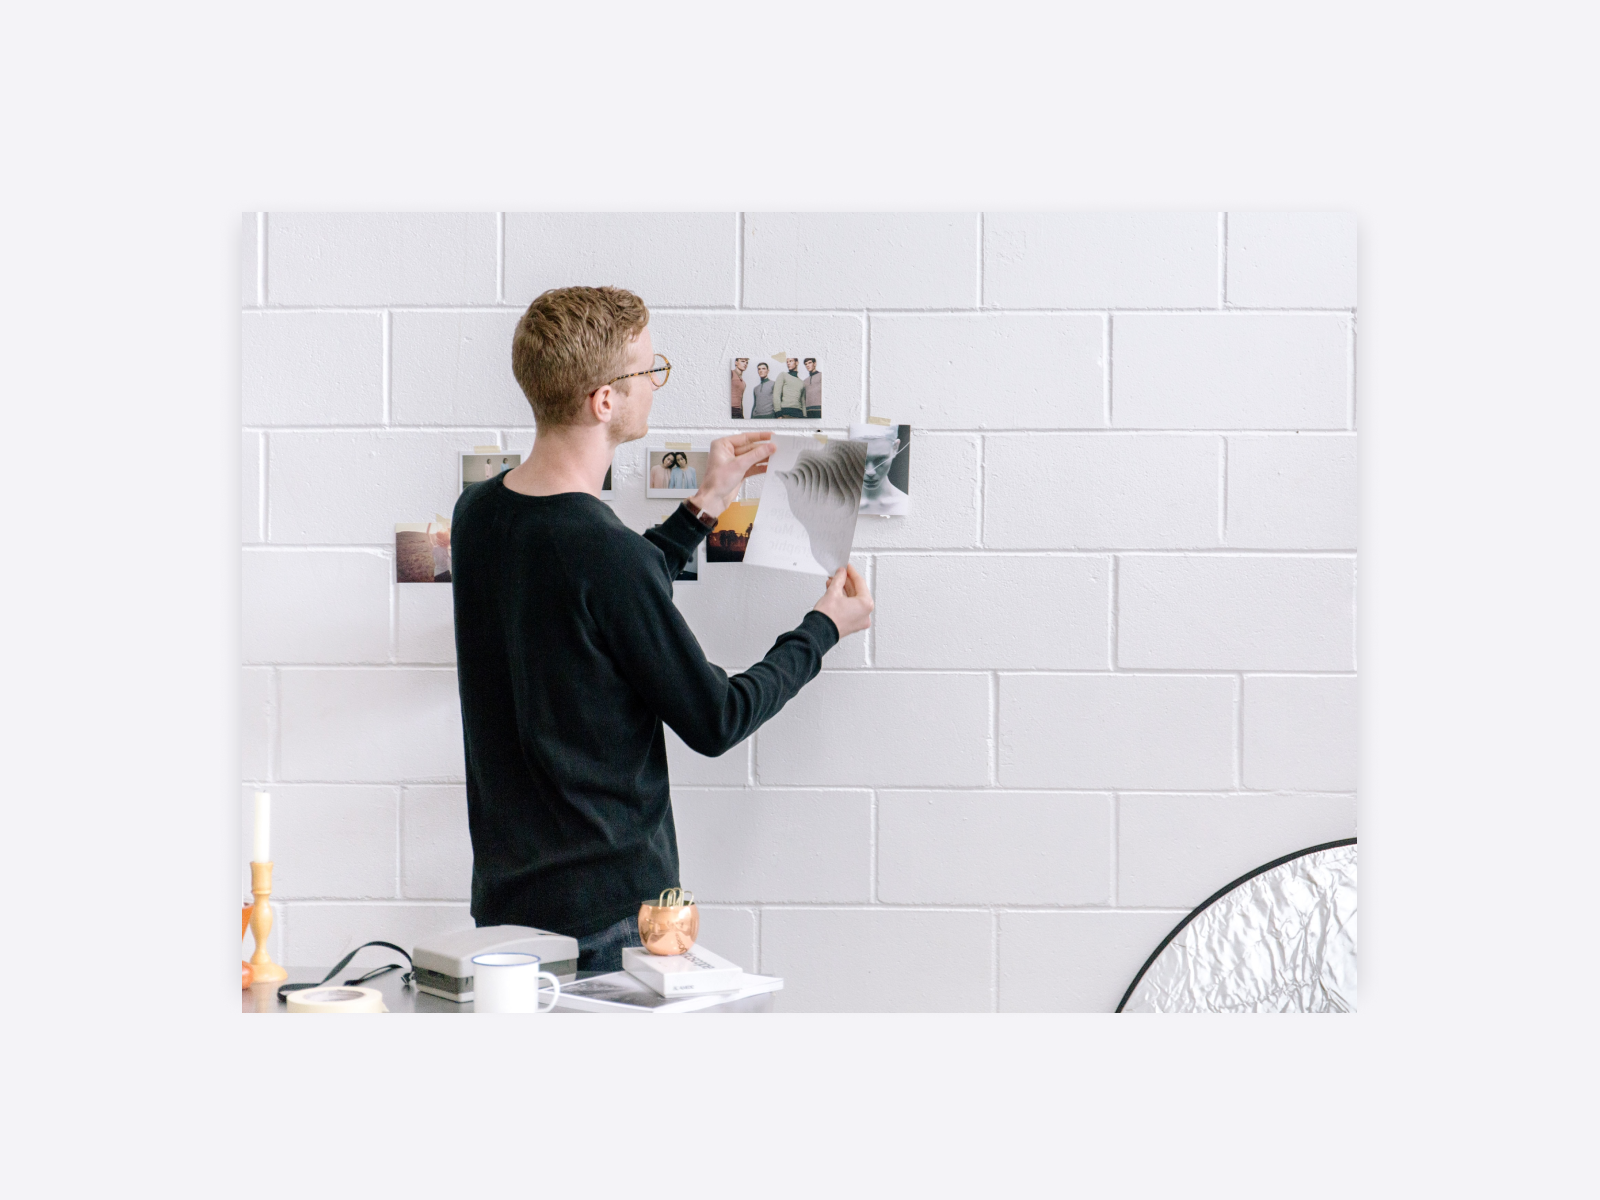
[471,952,561,1013]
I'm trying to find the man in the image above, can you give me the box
[730,357,748,419]
[771,355,806,418]
[801,356,821,419]
[749,361,776,418]
[451,287,874,972]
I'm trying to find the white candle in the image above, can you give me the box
[252,791,271,863]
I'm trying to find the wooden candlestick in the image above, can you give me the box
[248,861,288,983]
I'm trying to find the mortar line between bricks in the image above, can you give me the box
[256,212,266,306]
[735,212,743,307]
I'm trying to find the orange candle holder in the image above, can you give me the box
[248,861,288,983]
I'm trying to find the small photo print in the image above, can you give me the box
[461,450,521,492]
[731,354,820,420]
[706,499,759,563]
[396,516,451,583]
[646,447,710,498]
[849,423,912,517]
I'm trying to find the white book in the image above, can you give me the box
[622,945,744,996]
[552,970,782,1014]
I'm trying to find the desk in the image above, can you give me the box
[243,966,774,1013]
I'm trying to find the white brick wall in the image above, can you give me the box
[868,314,1104,429]
[241,211,1356,1009]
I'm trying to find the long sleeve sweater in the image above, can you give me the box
[450,475,839,937]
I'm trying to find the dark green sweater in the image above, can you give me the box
[450,475,839,938]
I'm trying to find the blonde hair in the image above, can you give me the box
[511,286,650,427]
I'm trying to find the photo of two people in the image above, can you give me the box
[730,354,820,420]
[646,448,709,498]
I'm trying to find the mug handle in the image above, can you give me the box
[536,971,561,1013]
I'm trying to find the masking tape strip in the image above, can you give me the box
[472,445,499,453]
[866,416,891,426]
[285,986,388,1014]
[664,441,691,451]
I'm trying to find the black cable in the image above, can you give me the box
[276,941,415,1003]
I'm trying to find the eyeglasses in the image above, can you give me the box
[609,353,671,391]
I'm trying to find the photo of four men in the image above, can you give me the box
[730,354,820,419]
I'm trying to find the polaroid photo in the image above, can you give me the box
[706,498,759,563]
[730,354,821,420]
[848,422,912,517]
[646,446,710,498]
[396,515,451,583]
[743,434,867,576]
[460,448,521,493]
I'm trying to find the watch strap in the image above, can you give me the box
[682,498,718,530]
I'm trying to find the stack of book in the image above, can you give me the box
[551,945,783,1014]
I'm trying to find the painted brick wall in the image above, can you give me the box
[240,211,1357,1011]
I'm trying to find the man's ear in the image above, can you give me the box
[589,383,614,424]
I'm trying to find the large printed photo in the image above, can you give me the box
[730,354,820,419]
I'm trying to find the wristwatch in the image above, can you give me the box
[681,497,718,530]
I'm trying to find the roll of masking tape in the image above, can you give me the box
[285,986,388,1014]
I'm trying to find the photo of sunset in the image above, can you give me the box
[706,499,759,562]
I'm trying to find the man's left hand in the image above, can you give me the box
[691,431,775,517]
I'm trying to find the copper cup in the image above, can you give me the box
[638,887,699,956]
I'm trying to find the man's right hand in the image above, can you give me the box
[814,563,874,637]
[692,431,775,517]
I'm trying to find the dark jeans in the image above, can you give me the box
[576,913,643,973]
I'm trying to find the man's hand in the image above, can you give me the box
[691,431,775,518]
[813,563,874,638]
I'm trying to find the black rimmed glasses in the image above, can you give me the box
[609,353,671,390]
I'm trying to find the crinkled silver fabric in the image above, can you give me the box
[1122,844,1357,1013]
